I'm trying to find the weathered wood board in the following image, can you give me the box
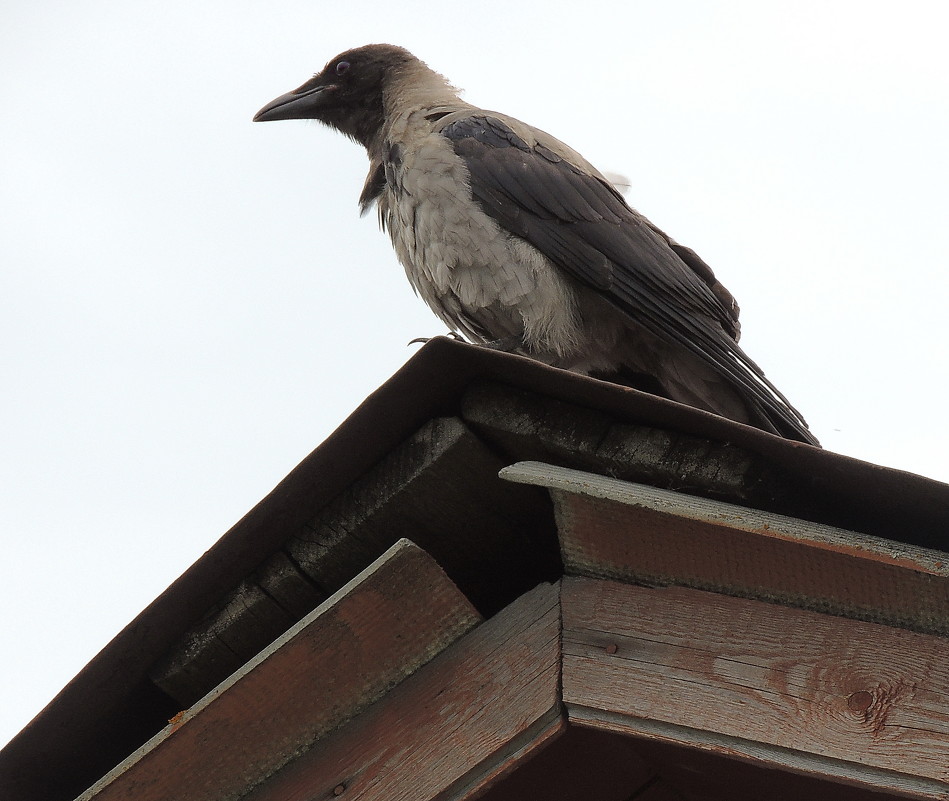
[502,461,949,637]
[244,581,563,801]
[561,577,949,799]
[78,540,481,801]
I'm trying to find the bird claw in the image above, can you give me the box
[407,332,465,347]
[406,333,523,356]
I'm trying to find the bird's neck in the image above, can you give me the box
[352,61,465,164]
[372,62,466,153]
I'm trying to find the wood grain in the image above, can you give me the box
[78,540,481,801]
[288,416,558,617]
[244,581,563,801]
[561,577,949,798]
[461,380,787,504]
[150,569,306,706]
[502,461,949,637]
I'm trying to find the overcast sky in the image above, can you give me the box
[2,1,947,751]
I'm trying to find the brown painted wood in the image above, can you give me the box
[150,571,303,706]
[474,721,908,801]
[630,735,928,801]
[503,461,949,637]
[288,416,559,617]
[471,724,662,801]
[244,581,564,801]
[154,417,561,708]
[150,549,328,707]
[561,577,949,798]
[78,540,481,801]
[461,380,791,506]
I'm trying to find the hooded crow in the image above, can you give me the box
[254,44,819,446]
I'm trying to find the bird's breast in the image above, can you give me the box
[378,129,585,356]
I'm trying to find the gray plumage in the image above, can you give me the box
[254,44,818,446]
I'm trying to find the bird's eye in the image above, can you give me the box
[336,61,350,75]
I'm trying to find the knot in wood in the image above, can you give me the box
[333,783,346,796]
[847,690,873,714]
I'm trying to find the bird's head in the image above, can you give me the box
[253,44,420,149]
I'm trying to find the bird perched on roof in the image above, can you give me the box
[254,44,819,446]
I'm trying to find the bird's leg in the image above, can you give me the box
[407,331,465,346]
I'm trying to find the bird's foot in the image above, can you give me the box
[406,333,523,353]
[478,336,522,353]
[407,332,465,347]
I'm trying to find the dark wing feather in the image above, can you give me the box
[440,114,815,444]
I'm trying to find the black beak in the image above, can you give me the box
[253,77,334,122]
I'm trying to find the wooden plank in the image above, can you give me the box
[288,416,559,617]
[155,415,559,709]
[631,736,920,801]
[252,549,327,619]
[243,581,564,801]
[155,418,561,710]
[78,540,482,801]
[502,461,949,636]
[471,724,662,801]
[461,380,793,505]
[561,577,949,798]
[150,578,294,706]
[151,550,327,707]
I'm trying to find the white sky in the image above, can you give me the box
[2,1,948,750]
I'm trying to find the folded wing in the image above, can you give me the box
[440,114,816,445]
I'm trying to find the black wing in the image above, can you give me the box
[440,114,816,444]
